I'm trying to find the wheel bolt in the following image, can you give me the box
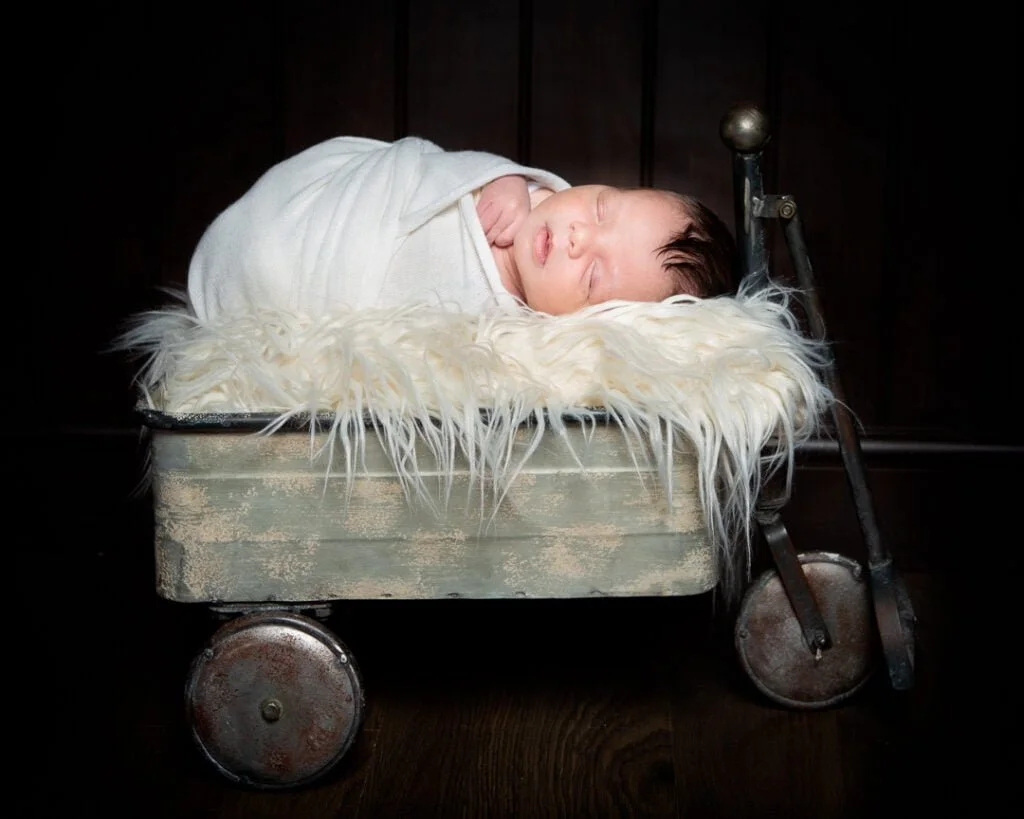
[260,698,283,722]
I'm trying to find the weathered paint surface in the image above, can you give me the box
[151,424,716,602]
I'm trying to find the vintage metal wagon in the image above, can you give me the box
[133,105,916,789]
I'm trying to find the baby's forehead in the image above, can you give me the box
[623,186,685,209]
[622,188,689,229]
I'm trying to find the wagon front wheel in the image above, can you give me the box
[185,610,365,789]
[734,552,875,709]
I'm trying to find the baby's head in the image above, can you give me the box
[507,185,736,315]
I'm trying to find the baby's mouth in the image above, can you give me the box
[533,225,551,266]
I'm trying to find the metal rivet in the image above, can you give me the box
[260,698,283,722]
[738,628,749,640]
[779,201,797,219]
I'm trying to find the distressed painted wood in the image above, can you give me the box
[151,423,715,603]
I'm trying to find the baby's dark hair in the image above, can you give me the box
[658,193,738,298]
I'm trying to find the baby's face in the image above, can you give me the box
[511,185,685,315]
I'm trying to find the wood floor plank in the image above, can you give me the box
[350,597,681,817]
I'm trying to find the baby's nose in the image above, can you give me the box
[568,223,591,258]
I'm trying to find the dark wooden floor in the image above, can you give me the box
[20,434,1014,818]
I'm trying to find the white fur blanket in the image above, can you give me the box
[119,283,833,597]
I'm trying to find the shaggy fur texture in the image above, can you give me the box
[118,281,833,598]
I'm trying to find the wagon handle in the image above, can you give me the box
[721,102,916,691]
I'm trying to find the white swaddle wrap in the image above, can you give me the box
[187,136,571,321]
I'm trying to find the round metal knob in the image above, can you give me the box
[720,103,771,153]
[260,698,283,722]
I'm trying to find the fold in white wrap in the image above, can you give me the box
[187,136,571,321]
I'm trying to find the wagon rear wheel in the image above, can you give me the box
[186,610,365,788]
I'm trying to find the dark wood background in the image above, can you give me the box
[21,2,1018,816]
[32,0,1018,443]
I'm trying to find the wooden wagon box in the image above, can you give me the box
[148,412,717,605]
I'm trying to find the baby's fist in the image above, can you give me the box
[476,175,531,247]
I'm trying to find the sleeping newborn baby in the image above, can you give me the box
[186,135,736,322]
[476,175,736,315]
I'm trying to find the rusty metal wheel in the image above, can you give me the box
[185,610,365,789]
[735,552,875,709]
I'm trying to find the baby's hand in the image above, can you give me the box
[476,175,531,247]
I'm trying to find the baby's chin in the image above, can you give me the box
[510,234,532,277]
[496,239,527,303]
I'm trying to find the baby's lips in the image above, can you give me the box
[533,225,550,266]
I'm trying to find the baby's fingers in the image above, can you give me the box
[493,211,527,247]
[493,221,518,247]
[485,210,513,244]
[476,200,500,235]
